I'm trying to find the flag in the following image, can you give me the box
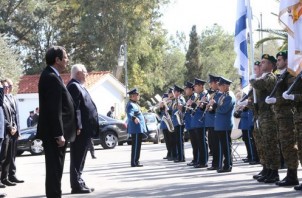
[279,0,302,74]
[234,0,249,88]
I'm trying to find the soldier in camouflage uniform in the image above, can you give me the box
[265,51,298,186]
[282,67,302,190]
[250,54,280,183]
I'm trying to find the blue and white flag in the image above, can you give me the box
[234,0,249,88]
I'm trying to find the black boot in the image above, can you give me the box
[253,166,267,180]
[257,169,271,182]
[294,183,302,190]
[264,169,280,183]
[276,169,299,186]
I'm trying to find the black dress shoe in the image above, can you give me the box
[294,183,302,190]
[2,179,16,186]
[71,187,92,194]
[187,162,196,166]
[242,158,249,163]
[194,164,208,168]
[276,179,299,186]
[207,167,218,171]
[0,193,6,197]
[92,156,97,159]
[0,182,5,188]
[9,177,24,183]
[131,164,143,167]
[174,159,185,163]
[163,156,168,159]
[217,168,232,173]
[249,161,260,165]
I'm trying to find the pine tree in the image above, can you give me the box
[185,25,201,82]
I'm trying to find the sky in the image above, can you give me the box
[161,0,281,39]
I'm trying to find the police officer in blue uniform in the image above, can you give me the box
[191,78,209,168]
[183,82,198,166]
[213,77,236,173]
[171,85,186,162]
[126,88,147,167]
[205,74,221,171]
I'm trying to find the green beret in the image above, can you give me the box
[262,54,277,64]
[254,61,260,66]
[276,50,287,60]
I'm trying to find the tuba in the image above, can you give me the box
[162,99,174,132]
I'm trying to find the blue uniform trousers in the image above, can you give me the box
[131,133,143,166]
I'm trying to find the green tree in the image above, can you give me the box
[199,25,238,88]
[185,25,201,81]
[0,34,23,91]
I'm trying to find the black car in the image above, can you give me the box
[123,112,164,144]
[17,114,128,155]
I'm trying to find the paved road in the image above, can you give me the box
[3,142,302,198]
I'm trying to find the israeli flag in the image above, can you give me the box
[234,0,249,88]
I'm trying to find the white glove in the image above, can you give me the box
[282,92,295,100]
[265,96,276,104]
[237,100,248,106]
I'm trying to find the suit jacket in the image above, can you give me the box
[66,79,99,138]
[6,94,20,137]
[2,95,14,138]
[36,66,76,142]
[0,88,4,139]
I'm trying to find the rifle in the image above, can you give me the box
[239,89,253,102]
[286,70,302,94]
[268,71,289,98]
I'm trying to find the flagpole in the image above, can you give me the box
[246,0,257,105]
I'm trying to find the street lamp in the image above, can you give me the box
[118,43,128,103]
[253,13,263,55]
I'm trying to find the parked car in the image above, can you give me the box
[17,114,128,155]
[123,112,164,144]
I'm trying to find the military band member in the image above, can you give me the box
[183,82,198,166]
[159,93,172,160]
[237,99,258,164]
[205,74,220,170]
[171,85,186,162]
[250,54,280,183]
[265,51,298,186]
[282,65,302,190]
[126,88,147,167]
[191,78,209,168]
[213,77,235,173]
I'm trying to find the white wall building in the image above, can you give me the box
[16,71,126,129]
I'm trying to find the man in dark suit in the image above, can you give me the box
[0,80,17,187]
[67,64,98,194]
[5,79,24,184]
[36,46,76,198]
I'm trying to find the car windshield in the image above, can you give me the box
[144,114,156,123]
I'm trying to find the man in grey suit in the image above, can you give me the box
[37,46,77,198]
[67,64,99,194]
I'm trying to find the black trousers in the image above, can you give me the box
[207,127,215,154]
[188,129,198,163]
[0,136,10,180]
[209,128,219,168]
[174,125,185,161]
[0,136,13,181]
[195,127,208,165]
[242,129,258,161]
[131,133,143,166]
[70,136,90,189]
[88,138,95,157]
[43,139,67,198]
[8,137,17,179]
[163,129,172,158]
[217,130,232,169]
